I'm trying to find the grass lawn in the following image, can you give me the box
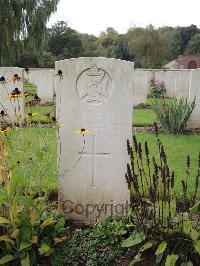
[134,132,200,197]
[146,97,175,105]
[6,127,57,191]
[5,125,200,198]
[8,86,199,197]
[26,104,56,123]
[24,84,56,123]
[133,109,157,126]
[24,84,37,95]
[133,97,177,126]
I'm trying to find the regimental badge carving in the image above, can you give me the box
[76,65,112,104]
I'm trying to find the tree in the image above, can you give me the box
[127,25,171,68]
[185,33,200,55]
[48,21,82,59]
[96,27,119,58]
[170,25,199,58]
[15,51,40,68]
[114,34,133,61]
[0,0,59,65]
[79,34,99,57]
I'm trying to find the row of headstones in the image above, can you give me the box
[0,67,55,123]
[2,65,200,127]
[0,58,200,221]
[134,69,200,128]
[0,58,134,220]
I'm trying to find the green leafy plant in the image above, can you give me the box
[150,79,166,98]
[90,216,133,246]
[0,143,67,265]
[123,128,200,265]
[151,97,196,134]
[0,76,66,265]
[52,224,124,266]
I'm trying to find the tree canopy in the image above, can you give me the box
[1,3,200,69]
[0,0,59,65]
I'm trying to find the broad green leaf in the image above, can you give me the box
[194,239,200,255]
[30,209,41,225]
[189,228,199,241]
[38,243,54,256]
[19,242,32,251]
[182,221,198,242]
[0,217,11,224]
[19,219,32,243]
[130,254,142,266]
[180,262,193,266]
[10,229,19,239]
[165,254,179,266]
[121,231,145,248]
[0,255,14,265]
[54,236,68,244]
[21,252,30,266]
[190,201,200,214]
[0,235,14,245]
[139,241,153,253]
[155,241,167,255]
[40,218,54,231]
[55,218,65,230]
[156,253,164,264]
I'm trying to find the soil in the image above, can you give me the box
[133,126,200,135]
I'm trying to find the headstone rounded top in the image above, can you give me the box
[76,65,112,105]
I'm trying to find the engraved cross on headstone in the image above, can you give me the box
[78,135,110,188]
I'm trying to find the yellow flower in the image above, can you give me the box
[52,123,64,129]
[7,92,30,100]
[25,112,38,119]
[0,127,12,134]
[75,128,91,135]
[10,74,23,83]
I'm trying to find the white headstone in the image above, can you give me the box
[188,69,200,128]
[0,67,24,123]
[25,68,55,103]
[133,70,148,106]
[154,70,166,82]
[175,70,191,99]
[56,57,133,220]
[165,71,176,98]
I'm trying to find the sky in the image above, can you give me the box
[48,0,200,36]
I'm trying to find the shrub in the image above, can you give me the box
[0,73,66,265]
[150,79,166,98]
[0,135,67,265]
[151,97,196,134]
[52,219,125,266]
[123,129,200,265]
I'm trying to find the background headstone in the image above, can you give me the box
[165,70,176,98]
[154,70,166,84]
[25,68,55,103]
[188,69,200,128]
[175,70,191,99]
[56,57,133,220]
[133,70,148,106]
[0,67,24,123]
